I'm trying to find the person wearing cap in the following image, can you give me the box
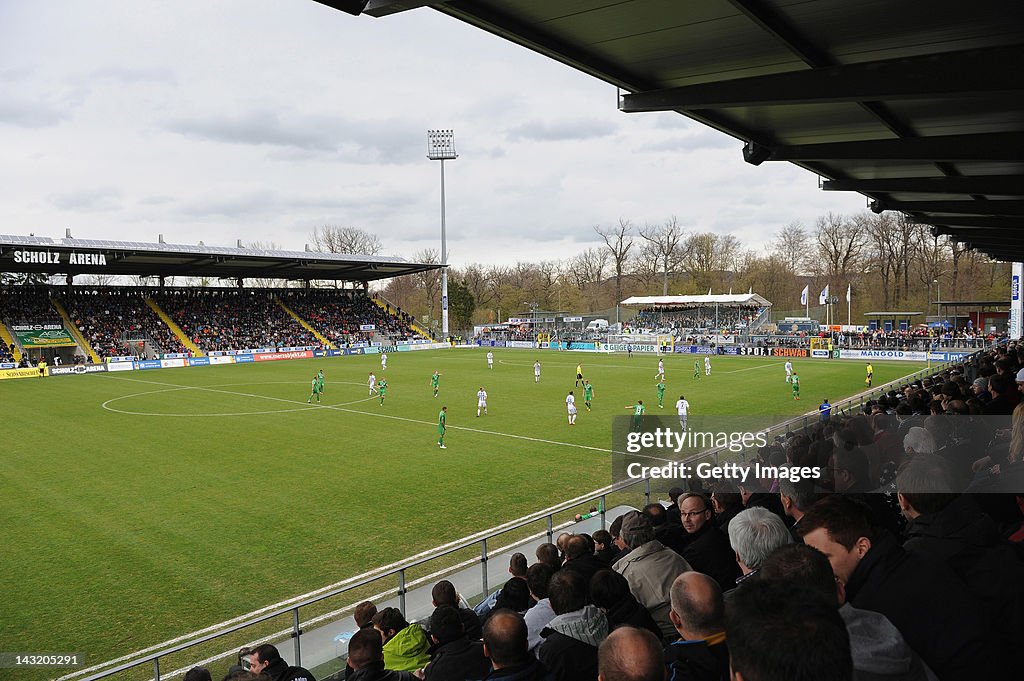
[970,376,991,402]
[611,510,691,640]
[371,608,431,673]
[421,605,490,681]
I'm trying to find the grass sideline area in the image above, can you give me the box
[1,349,924,672]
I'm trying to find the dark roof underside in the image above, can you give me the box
[355,0,1024,260]
[0,235,440,282]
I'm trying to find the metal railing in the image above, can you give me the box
[61,346,986,681]
[64,479,657,681]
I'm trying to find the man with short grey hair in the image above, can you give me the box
[612,510,691,639]
[726,507,791,584]
[903,426,936,456]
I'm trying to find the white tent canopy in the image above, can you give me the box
[620,294,772,308]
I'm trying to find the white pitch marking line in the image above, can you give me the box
[496,358,779,373]
[721,362,778,374]
[100,379,379,417]
[103,374,622,455]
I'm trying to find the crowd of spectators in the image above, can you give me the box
[283,291,422,345]
[0,286,62,326]
[63,289,187,358]
[2,286,426,359]
[155,289,320,353]
[835,328,1006,350]
[624,306,766,335]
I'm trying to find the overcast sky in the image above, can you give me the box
[0,0,868,267]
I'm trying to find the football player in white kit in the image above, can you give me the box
[785,360,793,383]
[676,394,690,429]
[704,355,712,376]
[368,372,377,395]
[476,386,488,416]
[655,358,665,381]
[381,352,387,371]
[487,351,494,369]
[566,391,577,425]
[534,360,541,383]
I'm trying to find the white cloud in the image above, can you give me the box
[0,0,868,266]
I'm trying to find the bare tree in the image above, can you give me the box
[82,273,116,286]
[247,240,286,288]
[911,226,946,292]
[773,222,809,274]
[311,225,383,256]
[595,219,634,308]
[413,248,441,324]
[631,242,660,290]
[567,247,609,313]
[639,216,686,295]
[861,212,899,309]
[736,251,791,305]
[681,232,739,292]
[536,260,562,309]
[894,213,916,301]
[814,212,866,278]
[459,263,493,313]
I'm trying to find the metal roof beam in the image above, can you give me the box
[755,132,1024,164]
[621,46,1024,112]
[872,199,1024,216]
[822,176,1024,195]
[909,216,1023,229]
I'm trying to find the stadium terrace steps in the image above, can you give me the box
[0,321,23,362]
[143,297,205,357]
[372,296,435,341]
[275,297,335,349]
[50,297,101,364]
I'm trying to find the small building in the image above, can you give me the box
[863,312,922,332]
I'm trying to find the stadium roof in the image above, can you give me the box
[0,234,441,282]
[346,0,1024,261]
[621,294,772,307]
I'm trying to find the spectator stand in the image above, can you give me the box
[0,286,85,365]
[60,289,187,361]
[620,294,772,340]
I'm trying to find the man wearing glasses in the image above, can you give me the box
[677,493,741,591]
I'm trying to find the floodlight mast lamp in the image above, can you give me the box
[427,129,457,338]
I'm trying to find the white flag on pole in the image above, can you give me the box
[846,284,851,302]
[819,285,830,305]
[800,285,809,305]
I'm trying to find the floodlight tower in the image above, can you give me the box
[427,130,457,338]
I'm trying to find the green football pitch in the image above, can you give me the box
[1,349,924,669]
